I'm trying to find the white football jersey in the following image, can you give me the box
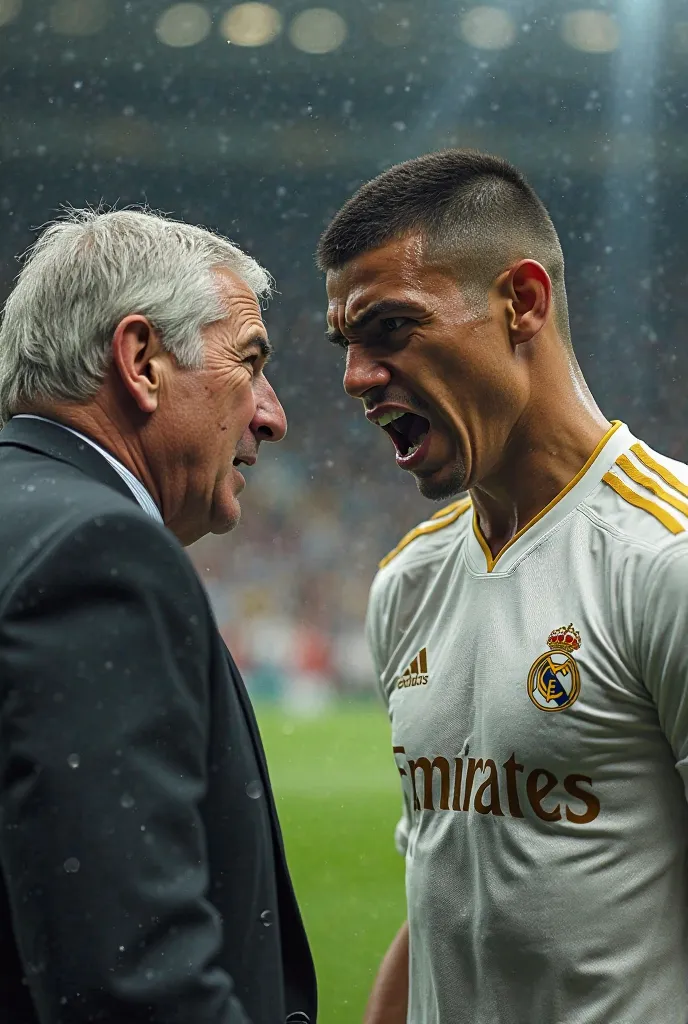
[366,421,688,1024]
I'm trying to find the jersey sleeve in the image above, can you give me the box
[638,537,688,794]
[366,570,413,857]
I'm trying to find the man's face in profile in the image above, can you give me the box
[326,233,510,501]
[156,269,286,544]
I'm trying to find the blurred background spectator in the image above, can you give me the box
[1,0,686,708]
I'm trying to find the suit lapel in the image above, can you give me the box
[222,644,295,857]
[223,645,275,796]
[223,640,317,1010]
[0,416,140,506]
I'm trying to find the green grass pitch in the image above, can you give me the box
[256,703,406,1023]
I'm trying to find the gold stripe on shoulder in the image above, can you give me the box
[602,472,685,535]
[378,498,472,570]
[631,443,688,499]
[616,454,688,518]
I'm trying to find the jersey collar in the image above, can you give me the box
[466,420,632,575]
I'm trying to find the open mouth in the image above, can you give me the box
[378,411,431,466]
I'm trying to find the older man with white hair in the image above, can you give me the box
[0,209,316,1024]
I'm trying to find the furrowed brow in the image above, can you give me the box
[325,326,347,347]
[348,300,419,330]
[326,300,420,347]
[245,334,273,360]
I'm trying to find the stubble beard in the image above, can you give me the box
[414,458,468,502]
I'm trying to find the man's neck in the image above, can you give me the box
[470,398,611,561]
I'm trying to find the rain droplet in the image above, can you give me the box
[67,753,80,768]
[246,780,262,800]
[63,857,80,873]
[120,793,135,809]
[260,909,273,927]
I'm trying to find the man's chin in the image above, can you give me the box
[210,488,242,535]
[211,506,241,534]
[211,516,240,536]
[414,464,467,502]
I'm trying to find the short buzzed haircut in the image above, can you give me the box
[316,149,570,343]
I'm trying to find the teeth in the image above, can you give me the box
[405,432,427,457]
[376,409,406,427]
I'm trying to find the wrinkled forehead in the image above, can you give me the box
[214,267,262,315]
[212,267,265,333]
[325,234,430,327]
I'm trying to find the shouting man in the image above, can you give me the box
[318,150,688,1024]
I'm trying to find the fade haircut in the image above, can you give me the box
[316,149,570,343]
[0,206,272,425]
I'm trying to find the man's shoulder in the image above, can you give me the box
[0,440,136,525]
[375,497,472,576]
[0,478,199,611]
[582,436,688,553]
[2,449,149,540]
[0,505,214,657]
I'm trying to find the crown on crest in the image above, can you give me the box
[547,624,581,653]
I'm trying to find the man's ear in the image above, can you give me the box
[111,315,165,414]
[500,259,552,346]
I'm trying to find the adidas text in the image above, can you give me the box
[398,673,428,688]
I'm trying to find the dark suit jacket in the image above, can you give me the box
[0,416,316,1024]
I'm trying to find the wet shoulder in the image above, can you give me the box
[377,497,472,573]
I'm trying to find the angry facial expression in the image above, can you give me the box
[326,233,526,501]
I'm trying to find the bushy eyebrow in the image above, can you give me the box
[326,326,347,347]
[347,300,416,330]
[325,300,423,346]
[244,333,274,360]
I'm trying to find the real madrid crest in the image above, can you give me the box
[528,624,582,712]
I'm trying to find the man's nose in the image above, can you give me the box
[250,374,287,443]
[343,344,391,399]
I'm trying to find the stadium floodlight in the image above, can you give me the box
[561,10,619,53]
[220,3,283,48]
[459,6,516,51]
[288,8,348,55]
[155,3,212,48]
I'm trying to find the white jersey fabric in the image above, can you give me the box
[366,421,688,1024]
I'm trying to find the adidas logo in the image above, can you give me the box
[397,648,429,689]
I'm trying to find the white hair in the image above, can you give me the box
[0,206,273,423]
